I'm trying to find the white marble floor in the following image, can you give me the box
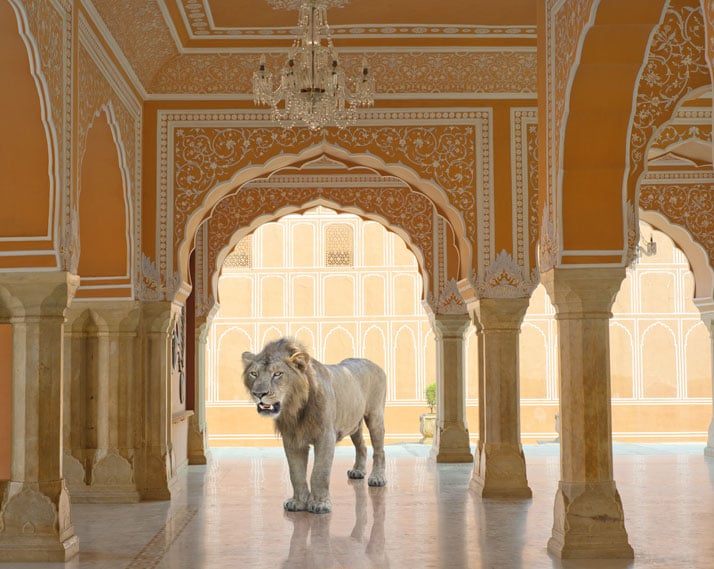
[15,443,714,569]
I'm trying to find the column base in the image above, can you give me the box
[548,480,633,559]
[430,424,473,463]
[471,443,532,499]
[0,535,79,562]
[135,448,173,501]
[187,414,211,465]
[0,481,79,561]
[64,451,141,503]
[705,421,714,457]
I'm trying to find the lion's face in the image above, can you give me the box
[242,339,311,420]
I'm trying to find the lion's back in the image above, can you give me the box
[318,358,386,429]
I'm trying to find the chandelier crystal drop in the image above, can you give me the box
[252,0,375,130]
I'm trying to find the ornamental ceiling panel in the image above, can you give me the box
[85,0,538,96]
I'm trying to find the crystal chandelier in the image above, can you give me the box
[252,0,375,130]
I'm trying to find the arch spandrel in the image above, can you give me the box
[202,176,458,310]
[626,0,711,265]
[159,112,487,301]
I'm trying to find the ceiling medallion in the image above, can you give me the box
[252,0,375,130]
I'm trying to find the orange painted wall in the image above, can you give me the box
[0,324,12,480]
[0,1,51,240]
[78,116,127,277]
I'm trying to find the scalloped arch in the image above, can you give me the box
[178,143,473,295]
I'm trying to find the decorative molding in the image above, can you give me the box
[76,41,139,294]
[539,203,558,271]
[149,50,537,96]
[628,0,710,214]
[651,124,712,151]
[643,170,714,182]
[542,0,598,272]
[476,249,538,298]
[205,180,435,299]
[511,108,538,274]
[427,278,468,315]
[8,0,65,251]
[176,1,536,40]
[158,109,487,299]
[625,200,638,267]
[640,182,714,268]
[139,253,180,300]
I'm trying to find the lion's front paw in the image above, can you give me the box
[368,473,387,487]
[284,498,308,511]
[307,496,332,514]
[347,468,366,479]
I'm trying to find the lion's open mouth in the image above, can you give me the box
[257,401,281,415]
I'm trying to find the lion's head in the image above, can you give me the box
[242,338,311,420]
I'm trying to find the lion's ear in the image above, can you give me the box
[289,351,310,371]
[242,352,256,368]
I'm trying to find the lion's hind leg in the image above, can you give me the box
[365,413,387,487]
[347,420,367,479]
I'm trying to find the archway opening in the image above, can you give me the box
[203,206,462,446]
[521,220,712,443]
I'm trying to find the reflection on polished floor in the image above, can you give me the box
[18,443,714,569]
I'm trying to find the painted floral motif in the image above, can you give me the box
[168,117,482,266]
[150,51,537,95]
[629,1,709,199]
[476,249,538,298]
[427,278,467,315]
[640,183,714,268]
[205,180,435,295]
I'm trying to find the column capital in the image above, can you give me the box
[0,271,79,319]
[429,313,471,338]
[474,296,530,330]
[541,267,625,317]
[66,300,141,334]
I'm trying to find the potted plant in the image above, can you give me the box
[419,382,437,443]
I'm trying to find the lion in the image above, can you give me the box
[242,337,387,514]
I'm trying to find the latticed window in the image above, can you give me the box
[224,237,252,269]
[325,224,353,267]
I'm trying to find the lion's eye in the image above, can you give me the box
[272,371,283,379]
[249,371,257,378]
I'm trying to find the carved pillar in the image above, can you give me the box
[696,304,714,456]
[63,301,141,503]
[542,268,633,559]
[134,301,176,500]
[188,319,211,465]
[470,297,531,499]
[0,272,80,561]
[429,313,473,463]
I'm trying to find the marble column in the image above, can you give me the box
[63,301,141,502]
[188,320,210,465]
[134,301,176,500]
[697,304,714,457]
[542,267,633,559]
[470,297,532,499]
[0,272,80,561]
[429,314,473,463]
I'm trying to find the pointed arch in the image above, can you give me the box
[0,0,59,266]
[77,104,133,297]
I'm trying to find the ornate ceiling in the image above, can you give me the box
[84,0,538,97]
